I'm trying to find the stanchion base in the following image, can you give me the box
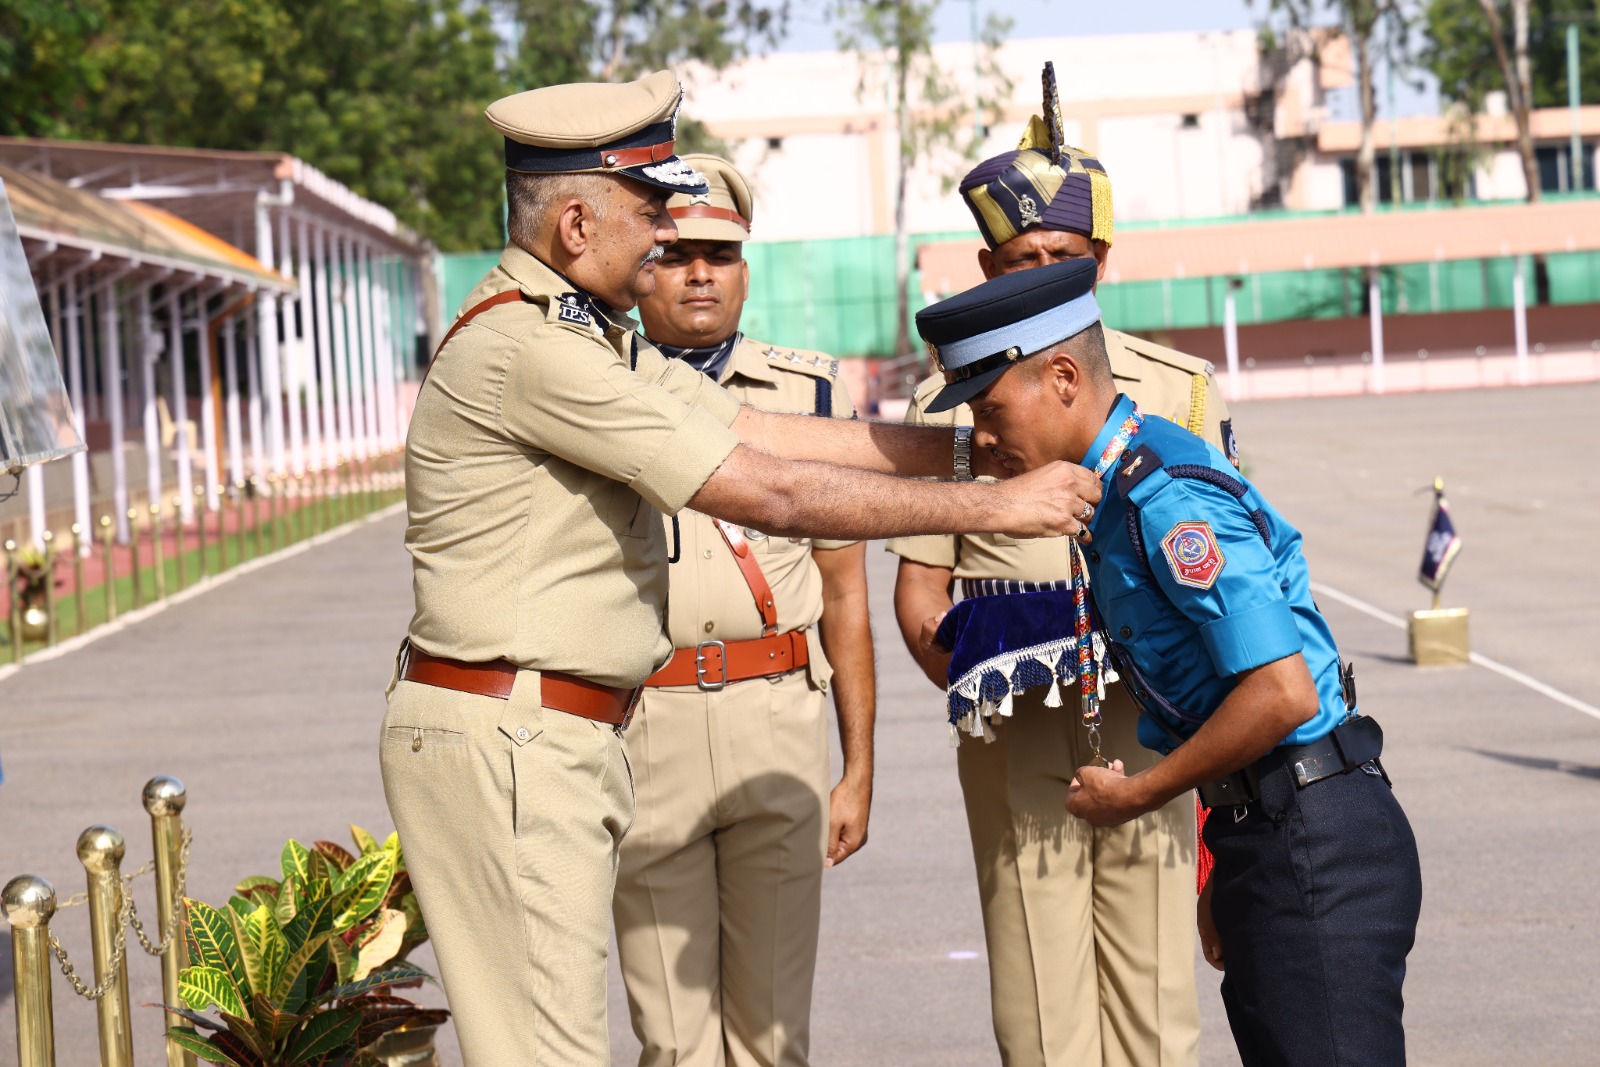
[1409,607,1470,665]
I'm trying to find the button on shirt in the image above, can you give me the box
[1082,395,1348,754]
[405,244,742,687]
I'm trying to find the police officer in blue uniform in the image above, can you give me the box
[915,258,1423,1067]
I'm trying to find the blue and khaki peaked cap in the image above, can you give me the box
[486,70,709,195]
[917,257,1102,413]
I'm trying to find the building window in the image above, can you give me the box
[1535,143,1596,193]
[766,136,784,151]
[1340,150,1474,207]
[1180,114,1200,129]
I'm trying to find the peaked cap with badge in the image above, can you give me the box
[917,257,1101,413]
[487,70,709,195]
[959,62,1114,251]
[666,153,754,242]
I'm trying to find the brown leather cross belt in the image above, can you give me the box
[401,644,640,727]
[645,631,809,690]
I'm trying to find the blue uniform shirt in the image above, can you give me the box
[1082,395,1350,754]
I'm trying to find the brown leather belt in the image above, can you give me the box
[401,644,640,727]
[645,631,809,689]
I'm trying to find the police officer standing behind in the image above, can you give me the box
[915,257,1424,1067]
[383,74,1102,1067]
[613,154,872,1067]
[889,69,1219,1067]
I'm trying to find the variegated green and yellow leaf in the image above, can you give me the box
[328,934,356,985]
[165,1027,246,1067]
[349,824,379,856]
[240,905,288,999]
[184,899,249,993]
[353,909,407,980]
[285,1009,361,1065]
[178,966,248,1018]
[274,874,300,926]
[270,928,333,1005]
[280,839,311,883]
[233,875,280,897]
[333,849,396,931]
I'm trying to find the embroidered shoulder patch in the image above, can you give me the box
[1160,521,1225,589]
[555,294,592,327]
[1221,419,1240,468]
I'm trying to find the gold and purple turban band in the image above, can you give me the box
[958,116,1115,251]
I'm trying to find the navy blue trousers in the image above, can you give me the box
[1203,760,1422,1067]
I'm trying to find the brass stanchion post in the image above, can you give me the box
[41,531,58,647]
[248,478,264,558]
[143,777,196,1067]
[150,503,167,601]
[173,495,188,592]
[127,509,144,610]
[270,474,283,550]
[2,875,59,1067]
[77,826,134,1067]
[4,539,21,665]
[215,485,229,571]
[99,517,118,623]
[71,524,88,637]
[232,481,247,563]
[193,488,208,579]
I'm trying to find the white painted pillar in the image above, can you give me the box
[295,217,323,472]
[371,251,398,450]
[254,199,286,474]
[138,287,164,510]
[314,225,342,464]
[26,467,46,548]
[101,282,131,541]
[195,295,221,513]
[336,233,366,461]
[168,286,196,522]
[1222,284,1241,402]
[1512,257,1530,386]
[223,317,246,488]
[60,276,93,548]
[246,324,266,481]
[1368,268,1386,395]
[281,226,305,477]
[354,239,378,456]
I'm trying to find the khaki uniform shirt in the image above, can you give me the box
[405,243,742,686]
[886,327,1234,582]
[661,338,856,687]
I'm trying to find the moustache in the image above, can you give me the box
[643,244,665,264]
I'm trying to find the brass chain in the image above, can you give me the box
[45,827,194,999]
[128,827,193,956]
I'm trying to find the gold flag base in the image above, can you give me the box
[1409,607,1470,665]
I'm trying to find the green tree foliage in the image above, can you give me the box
[1425,0,1600,108]
[0,1,789,251]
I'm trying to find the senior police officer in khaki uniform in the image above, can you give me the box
[382,72,1104,1067]
[612,155,873,1067]
[889,67,1235,1067]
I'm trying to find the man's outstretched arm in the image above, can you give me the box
[688,442,1098,543]
[733,406,998,479]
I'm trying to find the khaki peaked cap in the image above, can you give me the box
[667,154,754,242]
[486,70,709,195]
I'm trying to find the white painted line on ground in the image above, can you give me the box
[1311,580,1600,725]
[0,502,405,686]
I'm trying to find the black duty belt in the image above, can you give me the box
[1197,715,1386,810]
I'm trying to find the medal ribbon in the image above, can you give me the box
[1072,404,1143,764]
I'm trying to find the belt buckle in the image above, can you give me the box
[696,640,728,691]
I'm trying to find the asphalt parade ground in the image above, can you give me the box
[2,383,1596,1066]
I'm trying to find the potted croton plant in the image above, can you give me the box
[162,826,448,1066]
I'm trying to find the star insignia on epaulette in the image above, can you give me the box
[763,346,781,360]
[787,351,805,365]
[810,355,828,370]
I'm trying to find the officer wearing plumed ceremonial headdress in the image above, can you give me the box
[887,62,1234,1067]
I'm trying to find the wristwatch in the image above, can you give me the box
[953,426,975,482]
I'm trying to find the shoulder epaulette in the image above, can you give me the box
[756,342,839,381]
[1110,328,1216,377]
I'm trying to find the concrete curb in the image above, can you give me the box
[0,501,405,687]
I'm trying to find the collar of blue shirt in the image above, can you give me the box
[1078,392,1139,485]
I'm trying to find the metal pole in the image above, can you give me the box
[77,825,134,1067]
[1223,282,1242,401]
[254,198,287,475]
[4,540,21,664]
[195,302,221,515]
[42,531,57,647]
[223,317,245,489]
[173,494,188,591]
[194,487,210,578]
[296,217,325,473]
[1369,265,1386,395]
[142,776,197,1067]
[71,524,88,635]
[64,275,93,541]
[1513,257,1530,384]
[2,874,59,1067]
[313,225,342,466]
[101,281,132,543]
[1570,23,1585,192]
[150,502,167,600]
[128,509,144,609]
[99,516,118,622]
[280,209,305,477]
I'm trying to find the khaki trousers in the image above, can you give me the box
[613,668,830,1067]
[957,686,1200,1067]
[380,662,634,1067]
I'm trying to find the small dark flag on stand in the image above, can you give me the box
[1418,477,1462,592]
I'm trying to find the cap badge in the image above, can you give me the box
[1018,194,1043,227]
[642,159,705,187]
[924,339,944,372]
[688,192,712,206]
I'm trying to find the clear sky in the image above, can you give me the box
[777,0,1441,119]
